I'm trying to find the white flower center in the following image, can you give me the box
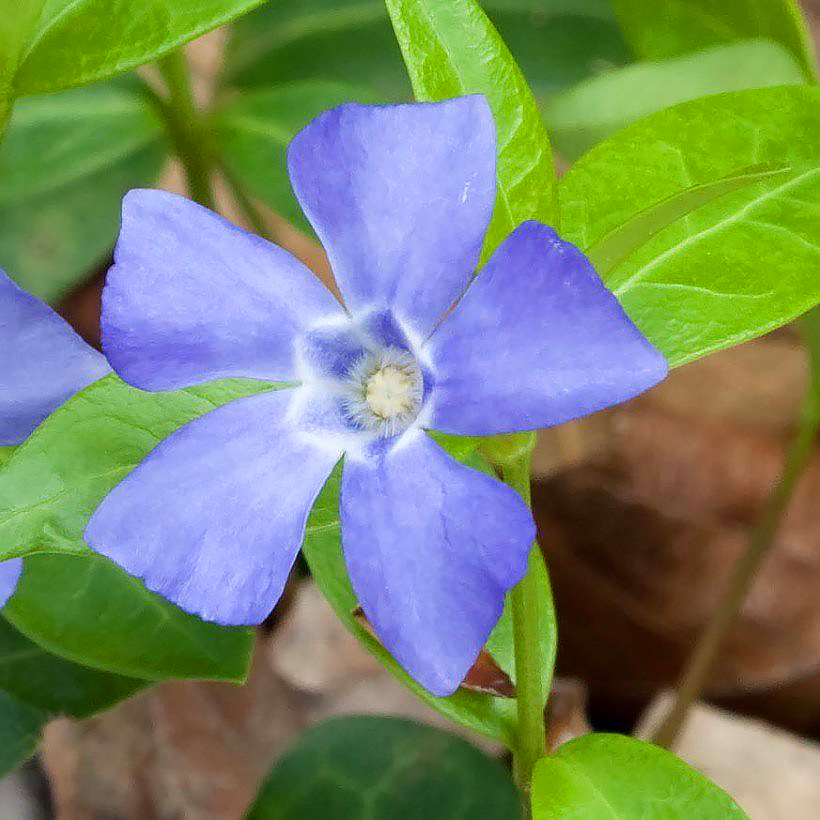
[344,347,423,437]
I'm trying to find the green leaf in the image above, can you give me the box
[0,82,161,204]
[222,0,630,102]
[385,0,558,252]
[0,616,145,719]
[559,86,820,367]
[547,39,806,161]
[247,715,521,819]
[0,374,278,681]
[302,463,518,746]
[5,553,252,682]
[10,0,268,96]
[487,2,630,101]
[222,0,411,100]
[0,81,167,301]
[215,81,379,232]
[611,0,816,81]
[531,734,747,819]
[0,689,45,777]
[0,0,42,136]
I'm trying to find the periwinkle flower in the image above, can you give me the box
[0,271,109,606]
[85,96,666,695]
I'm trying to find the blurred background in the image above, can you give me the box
[1,0,820,817]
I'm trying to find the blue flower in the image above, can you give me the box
[85,96,666,695]
[0,271,109,607]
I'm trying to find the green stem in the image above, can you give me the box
[156,50,215,209]
[220,161,274,241]
[651,387,820,748]
[502,452,546,807]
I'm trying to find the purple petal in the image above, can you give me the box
[0,559,22,608]
[85,389,341,625]
[103,190,344,390]
[0,270,109,446]
[427,222,668,434]
[340,432,534,695]
[288,97,497,336]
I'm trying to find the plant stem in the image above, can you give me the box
[652,388,820,749]
[156,50,215,210]
[220,161,274,241]
[502,453,546,807]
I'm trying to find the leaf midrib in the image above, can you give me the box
[612,165,820,294]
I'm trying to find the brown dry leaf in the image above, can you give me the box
[40,641,310,820]
[269,582,508,754]
[546,679,591,752]
[532,335,820,730]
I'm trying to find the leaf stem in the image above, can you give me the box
[651,386,820,748]
[502,452,547,808]
[219,161,274,241]
[156,50,215,209]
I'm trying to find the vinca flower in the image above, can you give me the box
[0,271,109,607]
[85,96,666,695]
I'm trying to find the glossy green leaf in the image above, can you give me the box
[303,463,517,745]
[487,2,630,100]
[247,715,521,819]
[547,39,806,161]
[221,0,411,99]
[215,81,378,231]
[10,0,267,96]
[5,553,252,682]
[0,374,278,680]
[531,734,746,819]
[222,0,630,103]
[559,86,820,367]
[0,81,167,301]
[0,689,45,777]
[0,1,41,136]
[0,616,145,718]
[0,82,161,204]
[0,2,42,86]
[611,0,816,81]
[385,0,557,255]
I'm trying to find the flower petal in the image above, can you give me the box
[103,189,344,390]
[288,97,497,336]
[0,270,109,446]
[85,389,342,625]
[427,222,668,434]
[340,432,534,695]
[0,559,22,608]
